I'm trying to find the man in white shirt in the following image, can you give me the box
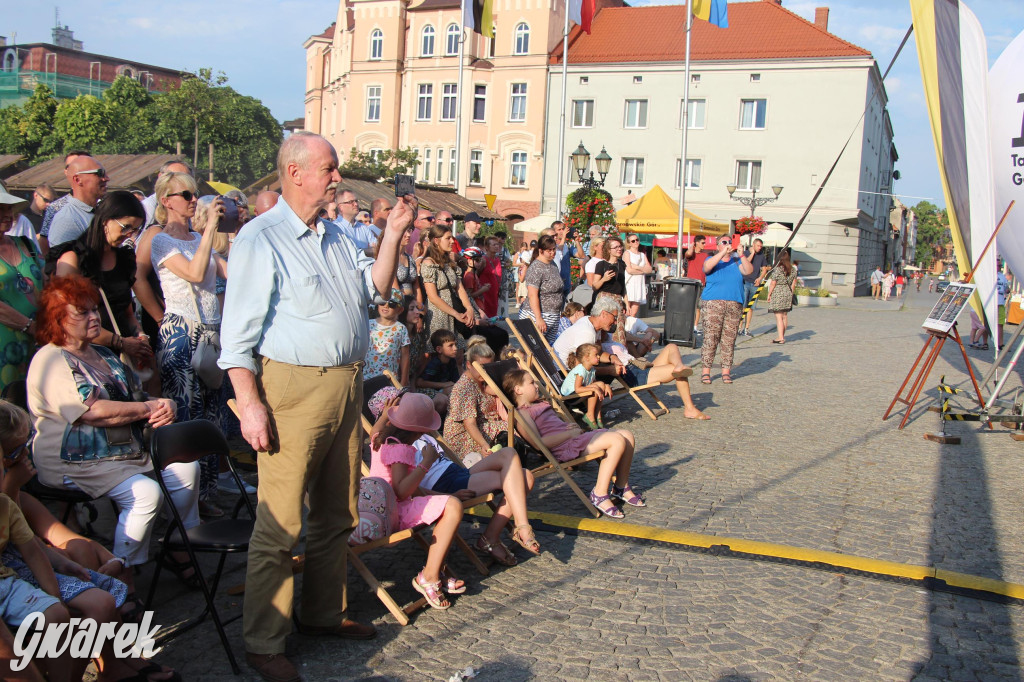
[871,266,884,300]
[553,297,707,419]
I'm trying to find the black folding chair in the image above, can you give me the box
[145,419,255,674]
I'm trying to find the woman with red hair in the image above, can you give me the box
[26,275,201,581]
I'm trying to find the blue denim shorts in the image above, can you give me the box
[0,575,61,627]
[743,282,758,310]
[431,465,472,494]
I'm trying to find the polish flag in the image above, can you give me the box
[568,0,595,34]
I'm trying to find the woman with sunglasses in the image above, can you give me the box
[623,234,653,319]
[699,236,754,384]
[49,191,154,374]
[0,188,45,392]
[150,173,229,517]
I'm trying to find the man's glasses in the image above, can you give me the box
[75,168,107,179]
[340,199,359,205]
[419,216,435,222]
[168,191,198,201]
[113,218,140,236]
[437,217,452,223]
[4,427,35,463]
[36,194,54,203]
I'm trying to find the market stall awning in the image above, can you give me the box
[615,185,729,236]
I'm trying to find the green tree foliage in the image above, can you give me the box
[340,147,419,180]
[564,187,617,239]
[913,201,950,267]
[0,72,281,188]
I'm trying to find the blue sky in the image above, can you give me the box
[6,1,1024,208]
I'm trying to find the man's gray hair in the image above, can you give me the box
[591,297,621,317]
[277,131,326,177]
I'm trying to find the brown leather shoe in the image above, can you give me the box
[295,617,377,640]
[245,652,301,682]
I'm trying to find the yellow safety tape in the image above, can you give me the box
[464,507,1024,599]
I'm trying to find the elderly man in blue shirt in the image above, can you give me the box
[219,131,415,682]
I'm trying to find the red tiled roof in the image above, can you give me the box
[311,23,336,41]
[552,1,870,64]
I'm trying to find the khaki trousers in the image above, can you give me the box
[242,358,362,654]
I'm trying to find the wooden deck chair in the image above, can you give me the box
[506,316,670,421]
[473,359,605,517]
[353,375,492,625]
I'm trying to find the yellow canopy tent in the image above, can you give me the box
[615,184,729,236]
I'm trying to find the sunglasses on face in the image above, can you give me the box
[168,191,198,201]
[113,218,140,236]
[4,427,35,463]
[628,239,638,243]
[76,168,107,179]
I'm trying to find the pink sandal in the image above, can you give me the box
[412,572,451,609]
[441,565,466,594]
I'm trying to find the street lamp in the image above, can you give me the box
[571,142,612,190]
[727,183,783,217]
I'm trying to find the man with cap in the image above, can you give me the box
[456,212,483,251]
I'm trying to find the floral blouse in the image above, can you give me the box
[365,320,410,380]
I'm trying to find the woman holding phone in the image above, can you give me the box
[699,236,753,385]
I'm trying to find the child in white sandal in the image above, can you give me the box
[369,392,466,608]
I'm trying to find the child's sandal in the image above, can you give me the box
[441,565,466,594]
[589,489,624,519]
[473,535,518,566]
[412,572,451,609]
[581,416,599,431]
[511,524,541,556]
[611,484,647,507]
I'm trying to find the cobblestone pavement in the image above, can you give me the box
[126,287,1024,680]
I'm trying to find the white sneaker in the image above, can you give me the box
[218,472,257,495]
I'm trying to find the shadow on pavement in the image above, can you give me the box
[912,426,1021,678]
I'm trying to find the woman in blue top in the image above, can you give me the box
[700,236,753,384]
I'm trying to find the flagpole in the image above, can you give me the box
[454,6,467,205]
[555,0,570,220]
[675,3,693,276]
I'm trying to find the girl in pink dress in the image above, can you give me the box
[502,368,644,519]
[369,392,468,609]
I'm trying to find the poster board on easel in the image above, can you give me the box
[923,283,977,334]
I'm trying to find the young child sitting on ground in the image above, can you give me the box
[417,329,460,413]
[556,301,585,337]
[503,368,644,519]
[369,392,467,610]
[561,343,613,430]
[365,289,411,385]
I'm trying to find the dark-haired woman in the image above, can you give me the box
[591,236,629,346]
[50,189,153,372]
[519,235,564,344]
[767,249,798,345]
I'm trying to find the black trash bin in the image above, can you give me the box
[663,278,702,347]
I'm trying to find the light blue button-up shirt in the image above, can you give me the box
[218,198,378,374]
[334,217,380,252]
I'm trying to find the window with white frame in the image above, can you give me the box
[417,83,433,120]
[571,99,594,128]
[423,148,432,182]
[488,26,496,57]
[510,151,527,186]
[680,98,706,129]
[509,83,527,121]
[441,83,457,121]
[473,85,486,122]
[566,158,581,185]
[421,25,435,56]
[446,24,460,55]
[621,158,644,187]
[369,148,383,162]
[369,29,383,60]
[735,160,762,190]
[436,148,444,182]
[449,148,456,184]
[740,99,767,129]
[624,99,648,128]
[674,158,702,189]
[366,86,382,122]
[469,150,483,185]
[514,23,530,54]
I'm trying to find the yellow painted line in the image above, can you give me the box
[464,507,1024,600]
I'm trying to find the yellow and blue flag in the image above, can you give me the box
[692,0,728,29]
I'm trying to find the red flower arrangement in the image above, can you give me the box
[734,216,767,236]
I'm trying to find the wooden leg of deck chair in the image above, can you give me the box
[647,389,670,415]
[453,534,490,576]
[629,388,660,421]
[553,464,601,518]
[347,548,412,626]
